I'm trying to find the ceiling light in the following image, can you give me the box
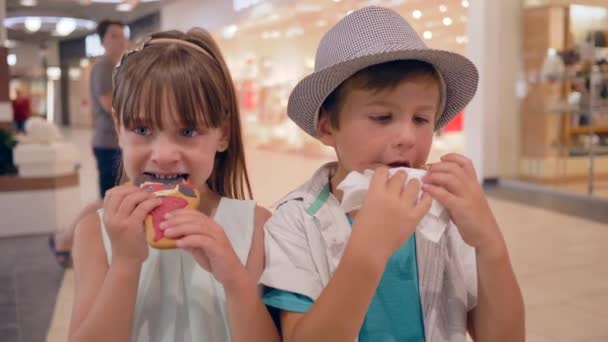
[69,68,82,80]
[443,17,453,26]
[56,18,77,36]
[285,25,304,38]
[24,17,41,32]
[423,31,432,40]
[316,19,328,27]
[412,10,422,19]
[439,5,447,13]
[7,54,16,66]
[116,3,133,11]
[80,59,90,68]
[456,36,468,44]
[461,0,469,8]
[5,16,96,32]
[294,4,323,13]
[222,25,238,39]
[46,67,61,81]
[20,0,37,6]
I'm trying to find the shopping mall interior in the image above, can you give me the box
[0,0,607,341]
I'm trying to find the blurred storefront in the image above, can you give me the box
[162,0,608,199]
[164,0,470,159]
[517,0,608,198]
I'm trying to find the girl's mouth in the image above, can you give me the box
[136,172,190,185]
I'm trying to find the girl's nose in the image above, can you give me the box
[150,135,180,166]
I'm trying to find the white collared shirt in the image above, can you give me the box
[260,162,477,342]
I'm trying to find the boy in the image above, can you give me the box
[260,6,524,342]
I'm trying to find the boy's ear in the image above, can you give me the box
[316,111,336,147]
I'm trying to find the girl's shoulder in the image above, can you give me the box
[74,207,103,244]
[217,197,270,224]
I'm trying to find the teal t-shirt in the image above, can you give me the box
[264,216,425,341]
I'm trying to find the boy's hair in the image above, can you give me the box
[320,60,441,129]
[112,28,252,200]
[96,19,125,42]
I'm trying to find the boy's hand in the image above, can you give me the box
[422,153,502,250]
[353,166,432,263]
[103,184,162,265]
[161,208,248,291]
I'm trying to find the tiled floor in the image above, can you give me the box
[3,128,608,342]
[0,235,65,342]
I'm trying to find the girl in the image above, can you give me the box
[69,28,279,342]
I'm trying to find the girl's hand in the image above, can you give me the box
[161,208,247,289]
[102,184,162,265]
[353,166,432,264]
[422,153,502,250]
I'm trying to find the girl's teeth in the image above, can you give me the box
[155,174,179,180]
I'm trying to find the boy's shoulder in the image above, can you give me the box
[273,162,337,211]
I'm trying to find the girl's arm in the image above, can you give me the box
[68,212,141,342]
[225,206,280,342]
[467,232,525,341]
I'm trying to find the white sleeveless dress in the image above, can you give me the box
[99,197,256,342]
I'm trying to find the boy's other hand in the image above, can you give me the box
[353,166,432,264]
[422,153,503,252]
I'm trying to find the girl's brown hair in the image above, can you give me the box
[112,28,252,200]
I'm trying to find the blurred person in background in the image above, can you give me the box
[12,88,31,133]
[49,19,128,268]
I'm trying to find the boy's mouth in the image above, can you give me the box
[387,161,411,168]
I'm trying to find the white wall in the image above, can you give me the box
[465,0,523,180]
[161,0,238,32]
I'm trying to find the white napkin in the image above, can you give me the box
[336,167,450,242]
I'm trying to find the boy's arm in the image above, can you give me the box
[279,229,387,342]
[225,206,280,342]
[468,232,525,341]
[423,154,524,341]
[69,212,141,342]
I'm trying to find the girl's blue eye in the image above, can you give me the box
[180,128,199,137]
[133,127,151,136]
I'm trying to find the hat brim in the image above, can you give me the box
[287,44,479,138]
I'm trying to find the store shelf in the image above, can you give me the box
[568,125,608,135]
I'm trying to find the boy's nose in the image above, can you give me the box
[393,122,416,149]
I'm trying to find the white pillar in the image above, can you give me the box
[0,0,11,129]
[465,0,523,181]
[0,0,5,44]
